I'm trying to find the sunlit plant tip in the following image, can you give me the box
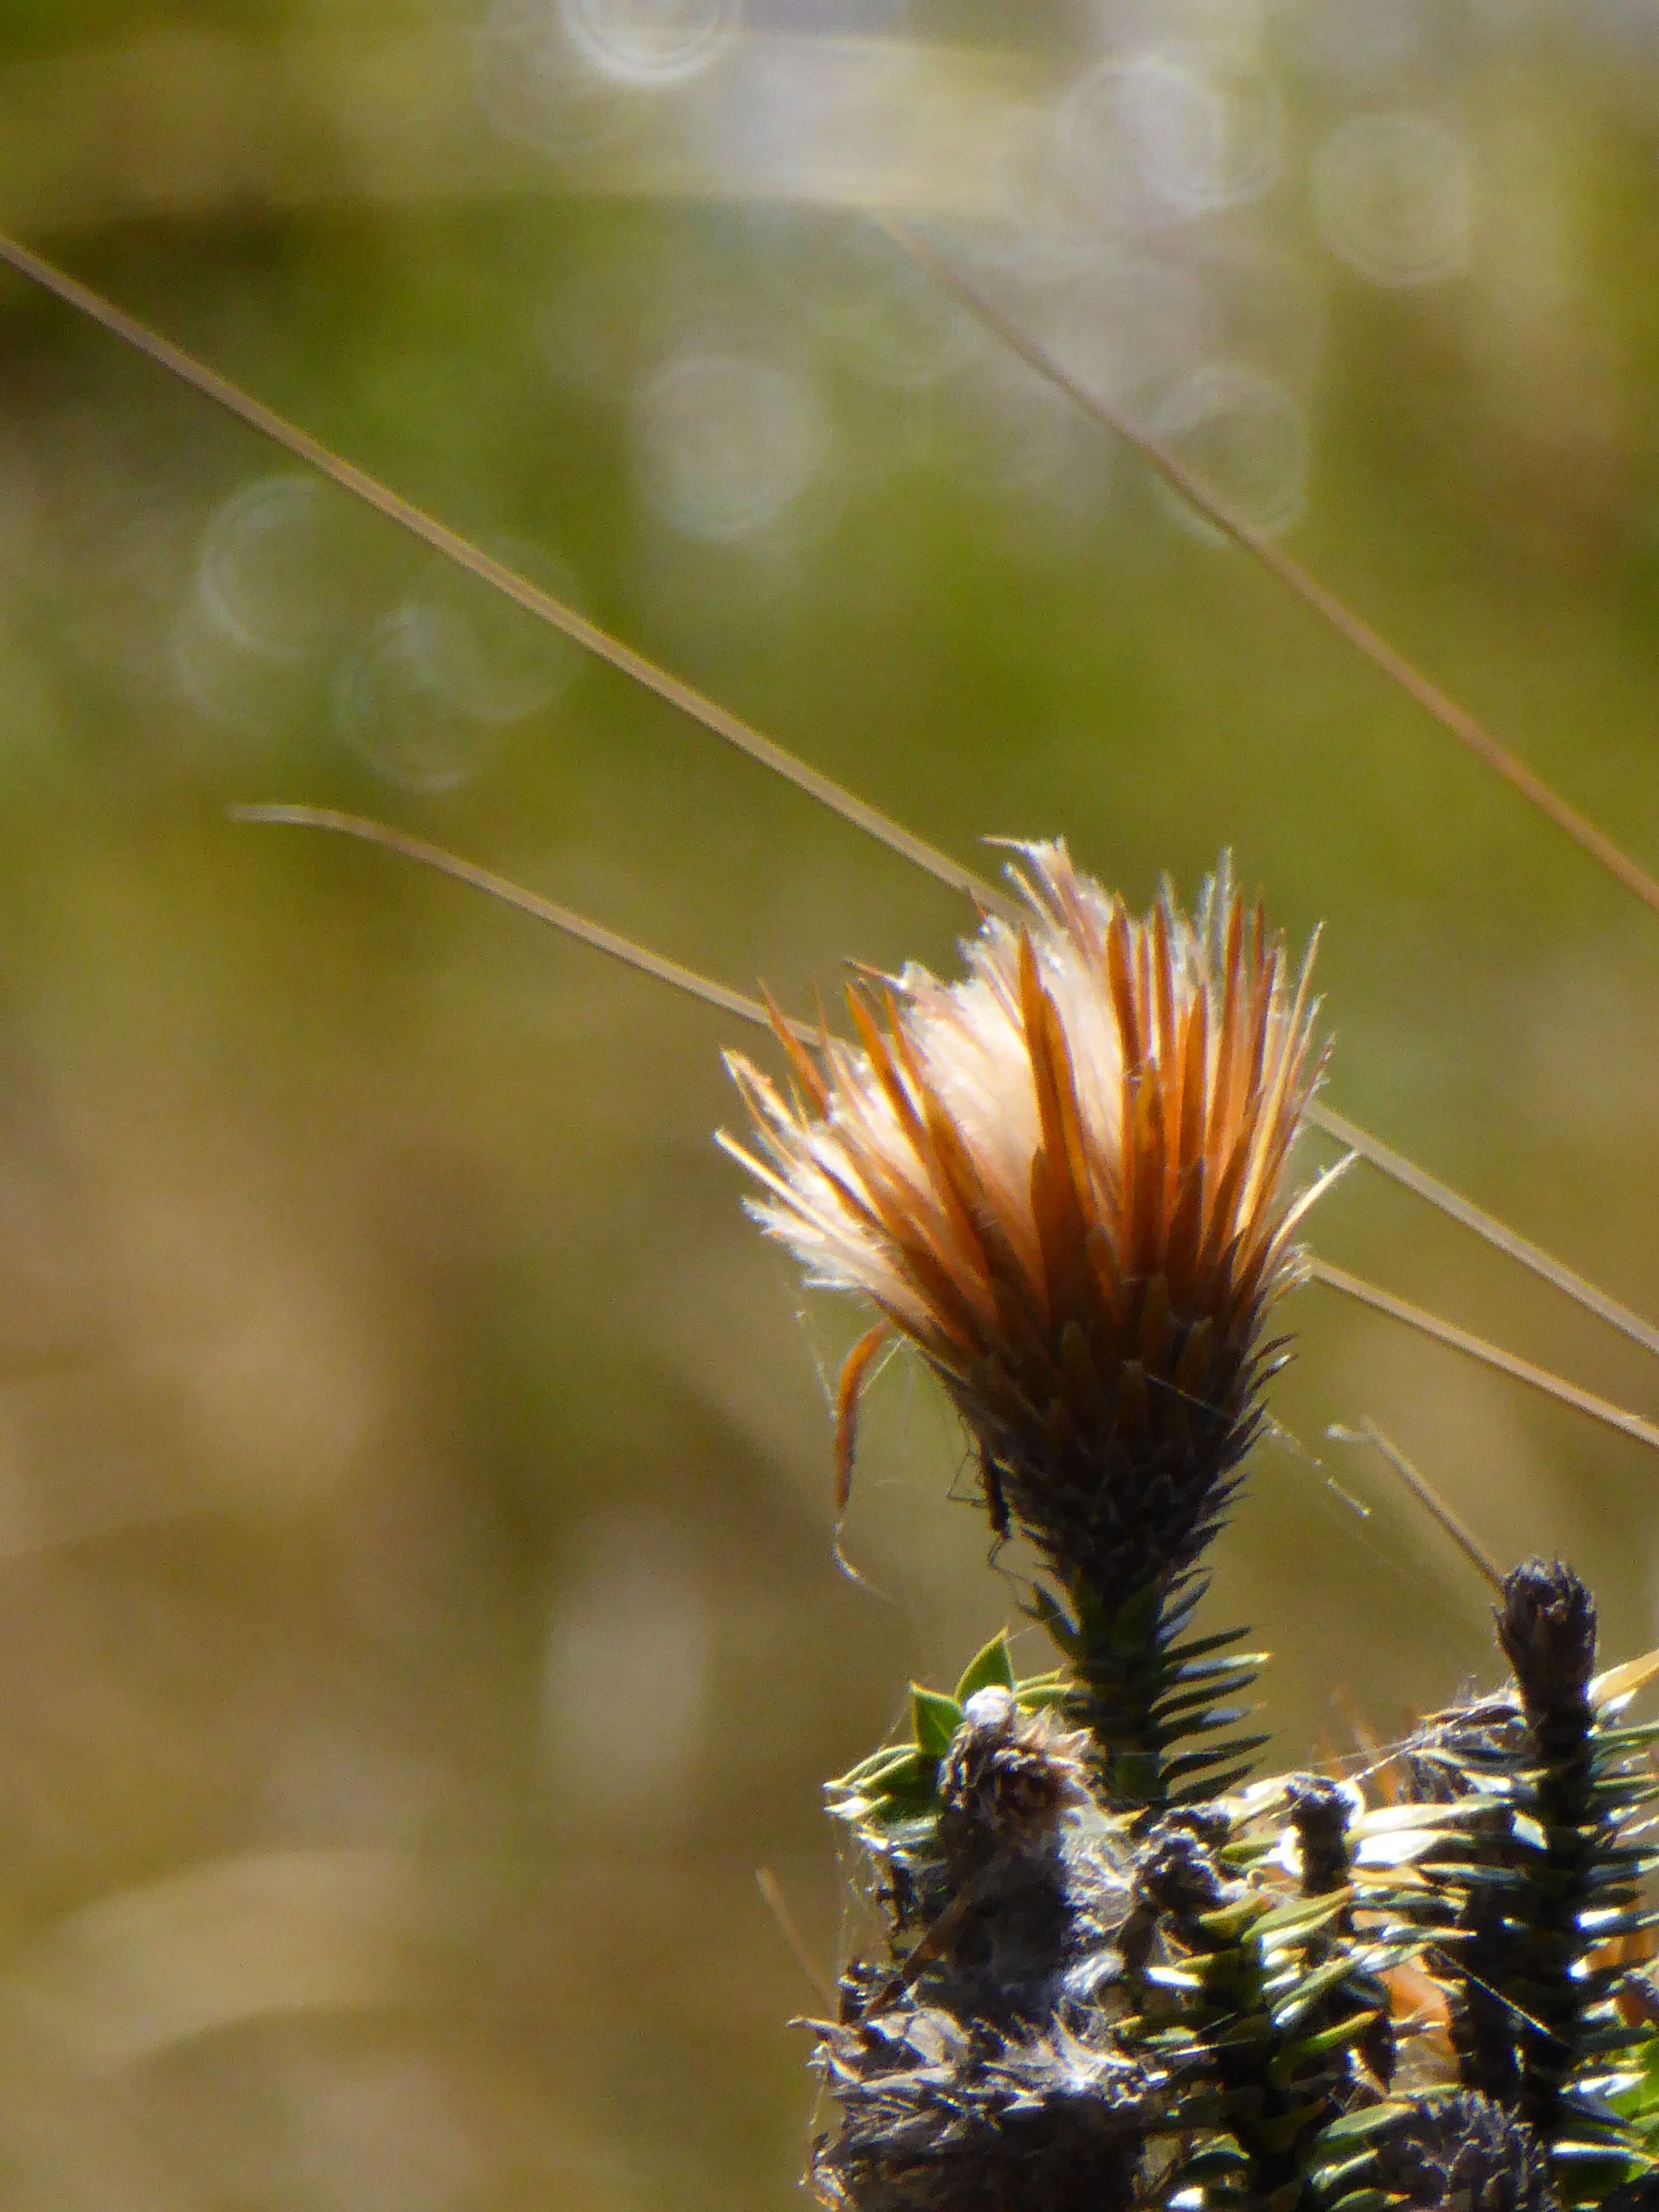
[720,841,1337,1623]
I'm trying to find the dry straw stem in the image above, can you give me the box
[225,805,797,1039]
[1331,1416,1506,1592]
[754,1866,835,2007]
[1311,1261,1659,1458]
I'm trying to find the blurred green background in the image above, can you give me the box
[2,0,1659,2205]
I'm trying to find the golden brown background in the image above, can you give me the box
[0,3,1658,2206]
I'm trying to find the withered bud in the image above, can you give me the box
[1371,2094,1560,2212]
[1286,1775,1353,1897]
[1157,1804,1233,1850]
[1131,1820,1232,1935]
[937,1690,1093,1876]
[812,1996,1151,2212]
[1496,1559,1597,1722]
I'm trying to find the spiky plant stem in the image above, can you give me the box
[1043,1575,1266,1813]
[1407,1562,1659,2196]
[1497,1563,1647,2168]
[1120,1815,1385,2212]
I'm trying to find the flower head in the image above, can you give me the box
[721,844,1332,1617]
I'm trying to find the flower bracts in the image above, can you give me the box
[723,847,1332,1794]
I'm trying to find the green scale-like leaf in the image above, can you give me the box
[952,1631,1016,1703]
[908,1684,961,1761]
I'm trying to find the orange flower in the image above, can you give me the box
[722,844,1336,1616]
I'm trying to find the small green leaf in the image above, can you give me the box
[1581,2023,1656,2063]
[909,1685,963,1761]
[870,1748,942,1801]
[1549,2140,1634,2166]
[1312,2102,1413,2151]
[1253,2101,1326,2155]
[834,1744,929,1791]
[1103,1580,1166,1657]
[1197,1897,1265,1944]
[1014,1675,1078,1715]
[1596,1722,1659,1750]
[1358,1795,1498,1833]
[865,1808,942,1850]
[1026,1583,1082,1659]
[1273,2011,1383,2081]
[1255,1891,1352,1945]
[1162,1734,1272,1783]
[953,1632,1016,1704]
[1143,1964,1209,1994]
[1176,2139,1250,2179]
[1581,1909,1659,1939]
[1162,1625,1260,1666]
[1173,1759,1261,1802]
[1310,2152,1381,2198]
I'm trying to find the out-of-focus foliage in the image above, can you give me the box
[2,4,1659,2208]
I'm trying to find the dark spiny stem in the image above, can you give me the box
[1065,1577,1265,1813]
[1497,1561,1601,2145]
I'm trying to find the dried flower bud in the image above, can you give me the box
[1496,1558,1597,1723]
[937,1690,1093,1874]
[1286,1774,1352,1896]
[1370,2093,1560,2212]
[722,845,1330,1615]
[813,1986,1151,2212]
[1132,1819,1233,1932]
